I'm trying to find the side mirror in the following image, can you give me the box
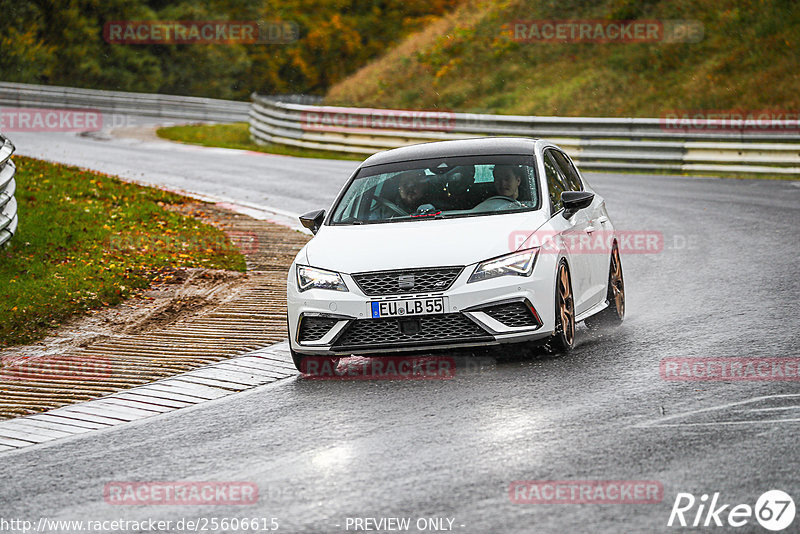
[299,209,326,234]
[561,191,594,219]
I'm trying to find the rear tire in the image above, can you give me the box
[584,243,625,329]
[549,261,575,352]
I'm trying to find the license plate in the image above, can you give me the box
[370,297,445,318]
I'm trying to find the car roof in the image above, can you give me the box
[360,137,540,167]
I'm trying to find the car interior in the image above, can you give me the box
[364,164,538,219]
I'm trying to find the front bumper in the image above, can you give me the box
[287,260,558,356]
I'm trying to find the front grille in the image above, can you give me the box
[333,313,491,349]
[298,317,338,342]
[352,266,463,296]
[481,302,541,328]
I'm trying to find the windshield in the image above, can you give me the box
[330,155,540,225]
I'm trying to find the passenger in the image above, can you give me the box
[492,165,524,200]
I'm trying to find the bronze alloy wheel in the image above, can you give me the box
[609,244,625,320]
[584,242,625,329]
[551,261,575,351]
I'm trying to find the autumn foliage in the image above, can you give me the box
[0,0,463,99]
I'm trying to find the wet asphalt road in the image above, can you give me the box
[2,126,799,533]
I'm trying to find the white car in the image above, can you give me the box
[287,138,625,372]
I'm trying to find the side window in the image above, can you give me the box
[365,177,386,216]
[543,151,569,212]
[551,150,583,191]
[337,174,378,219]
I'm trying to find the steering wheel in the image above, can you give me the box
[373,196,409,216]
[482,195,523,206]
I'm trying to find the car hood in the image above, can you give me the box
[305,211,549,273]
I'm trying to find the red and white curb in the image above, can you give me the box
[0,342,297,453]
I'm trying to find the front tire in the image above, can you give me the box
[549,261,575,352]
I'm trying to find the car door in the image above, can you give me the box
[550,149,608,309]
[542,149,593,316]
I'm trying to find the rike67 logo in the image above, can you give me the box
[668,490,795,531]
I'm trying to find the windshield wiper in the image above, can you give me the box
[410,211,447,220]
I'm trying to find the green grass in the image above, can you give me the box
[0,157,246,347]
[156,123,363,161]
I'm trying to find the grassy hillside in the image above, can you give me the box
[325,0,800,116]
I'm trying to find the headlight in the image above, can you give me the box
[468,248,538,283]
[297,265,348,292]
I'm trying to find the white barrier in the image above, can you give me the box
[250,95,800,175]
[0,136,17,246]
[0,82,249,122]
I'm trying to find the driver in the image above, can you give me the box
[369,169,430,220]
[396,169,429,212]
[492,165,524,200]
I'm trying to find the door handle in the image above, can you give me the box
[585,226,596,233]
[596,216,609,224]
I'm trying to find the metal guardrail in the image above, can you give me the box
[250,94,800,175]
[1,82,795,175]
[0,82,250,122]
[0,81,252,248]
[0,135,17,246]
